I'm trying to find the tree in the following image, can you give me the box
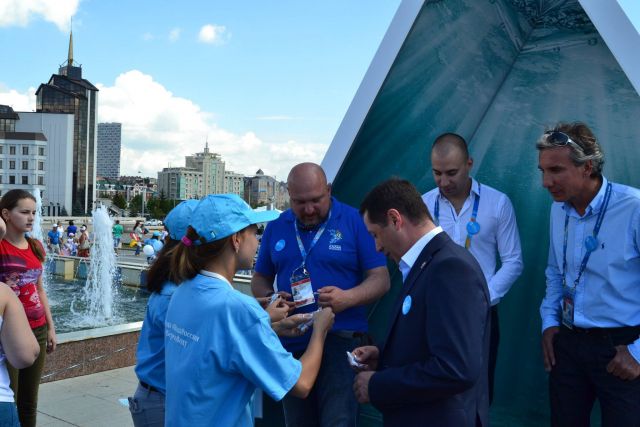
[72,199,84,216]
[60,206,69,216]
[112,193,127,210]
[129,195,142,217]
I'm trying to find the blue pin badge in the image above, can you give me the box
[584,236,598,252]
[275,239,286,252]
[466,221,480,235]
[402,295,412,315]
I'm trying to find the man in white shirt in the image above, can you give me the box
[422,133,523,403]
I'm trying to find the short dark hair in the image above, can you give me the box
[360,178,432,226]
[432,132,469,160]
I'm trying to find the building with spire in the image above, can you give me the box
[185,142,226,195]
[157,142,249,200]
[35,30,99,214]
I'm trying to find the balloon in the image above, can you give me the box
[142,244,155,256]
[151,240,164,252]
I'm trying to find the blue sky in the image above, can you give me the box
[0,0,400,178]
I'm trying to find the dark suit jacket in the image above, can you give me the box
[369,232,491,427]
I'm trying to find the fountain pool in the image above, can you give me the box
[48,279,150,334]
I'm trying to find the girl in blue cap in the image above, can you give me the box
[129,200,198,427]
[164,194,334,427]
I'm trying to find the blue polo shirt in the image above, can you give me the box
[47,230,59,245]
[134,282,176,394]
[165,273,301,427]
[255,197,386,352]
[66,225,77,236]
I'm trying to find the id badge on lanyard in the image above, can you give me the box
[561,292,575,329]
[290,266,315,308]
[291,210,332,309]
[560,183,612,330]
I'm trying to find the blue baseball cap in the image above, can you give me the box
[190,194,280,243]
[164,199,199,240]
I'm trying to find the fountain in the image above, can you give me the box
[70,205,121,327]
[30,188,45,244]
[30,188,54,292]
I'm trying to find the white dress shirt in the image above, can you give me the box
[399,227,443,283]
[422,178,523,305]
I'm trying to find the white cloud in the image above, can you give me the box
[0,86,37,111]
[168,27,181,42]
[95,70,326,179]
[0,0,79,31]
[142,32,154,41]
[198,24,229,44]
[0,71,327,181]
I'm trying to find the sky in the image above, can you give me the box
[0,0,401,180]
[618,0,640,32]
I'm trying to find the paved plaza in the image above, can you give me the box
[37,366,136,427]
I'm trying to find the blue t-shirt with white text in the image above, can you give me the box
[134,282,176,394]
[164,274,301,427]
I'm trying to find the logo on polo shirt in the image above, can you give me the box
[328,229,342,251]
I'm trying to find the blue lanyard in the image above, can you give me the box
[562,182,612,291]
[294,210,332,269]
[434,183,481,249]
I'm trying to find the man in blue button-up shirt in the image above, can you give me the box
[538,122,640,426]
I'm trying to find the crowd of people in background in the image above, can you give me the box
[41,217,170,261]
[46,220,89,258]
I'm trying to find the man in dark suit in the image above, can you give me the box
[353,178,491,426]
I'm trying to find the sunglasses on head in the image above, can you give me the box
[544,131,579,148]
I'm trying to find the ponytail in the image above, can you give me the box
[26,237,45,263]
[169,226,231,284]
[145,238,180,292]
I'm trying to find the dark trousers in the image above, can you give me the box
[8,325,47,427]
[488,305,499,405]
[282,333,363,427]
[549,325,640,427]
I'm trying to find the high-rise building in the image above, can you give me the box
[15,111,74,215]
[97,122,121,179]
[35,30,98,214]
[185,143,225,195]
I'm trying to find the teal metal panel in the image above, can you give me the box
[331,1,640,425]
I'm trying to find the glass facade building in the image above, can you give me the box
[35,34,98,214]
